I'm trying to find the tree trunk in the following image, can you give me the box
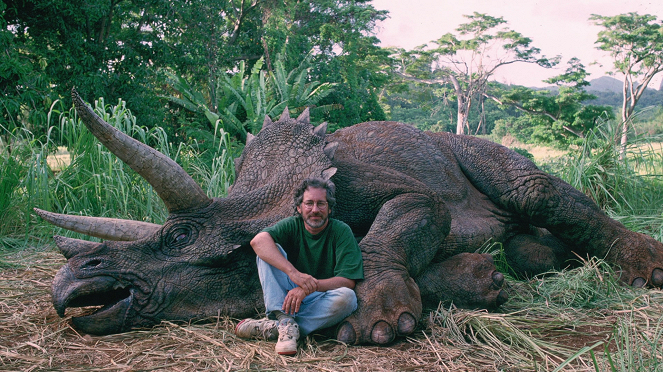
[449,75,468,135]
[456,105,467,135]
[619,77,629,160]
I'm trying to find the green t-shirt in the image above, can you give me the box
[263,216,364,280]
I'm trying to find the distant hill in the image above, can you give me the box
[497,77,662,107]
[587,76,623,93]
[584,76,663,107]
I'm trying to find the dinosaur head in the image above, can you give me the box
[38,90,337,334]
[47,214,260,334]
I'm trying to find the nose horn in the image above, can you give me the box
[53,236,102,259]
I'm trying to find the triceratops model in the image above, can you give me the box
[37,90,663,345]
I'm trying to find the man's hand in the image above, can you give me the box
[290,271,319,294]
[282,287,307,315]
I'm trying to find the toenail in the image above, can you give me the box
[336,322,356,345]
[491,271,504,289]
[397,313,417,335]
[632,277,646,288]
[371,321,394,345]
[652,268,663,287]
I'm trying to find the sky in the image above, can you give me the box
[370,0,663,88]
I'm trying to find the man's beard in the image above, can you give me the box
[304,214,328,229]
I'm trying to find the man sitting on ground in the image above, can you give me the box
[236,177,364,355]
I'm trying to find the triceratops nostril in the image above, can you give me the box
[82,259,103,269]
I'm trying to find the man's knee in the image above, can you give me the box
[329,287,358,316]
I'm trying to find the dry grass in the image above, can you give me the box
[1,246,662,371]
[499,136,568,163]
[46,147,71,173]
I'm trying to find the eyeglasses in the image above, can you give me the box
[302,201,328,210]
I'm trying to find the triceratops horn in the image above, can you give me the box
[313,122,327,138]
[72,89,211,212]
[35,208,161,241]
[296,107,310,124]
[53,235,102,259]
[279,106,290,122]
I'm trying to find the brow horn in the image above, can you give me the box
[72,89,211,212]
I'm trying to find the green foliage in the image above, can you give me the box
[591,12,663,154]
[0,124,53,239]
[2,0,388,144]
[635,108,663,138]
[3,0,179,130]
[384,80,514,134]
[490,59,615,147]
[164,54,335,143]
[531,258,622,309]
[591,13,663,92]
[1,96,236,240]
[258,0,390,129]
[543,120,663,223]
[0,1,52,142]
[51,98,167,223]
[510,147,534,160]
[389,13,558,135]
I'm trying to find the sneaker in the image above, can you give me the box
[235,318,279,340]
[275,319,300,355]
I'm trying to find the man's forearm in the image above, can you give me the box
[250,232,298,276]
[251,231,319,293]
[316,277,355,292]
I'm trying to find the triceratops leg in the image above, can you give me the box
[336,192,451,345]
[446,134,663,289]
[415,253,508,310]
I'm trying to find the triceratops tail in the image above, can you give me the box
[34,208,161,241]
[72,88,211,212]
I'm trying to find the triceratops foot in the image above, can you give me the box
[606,231,663,289]
[416,252,509,309]
[336,274,422,345]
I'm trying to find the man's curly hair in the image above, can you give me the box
[293,177,336,215]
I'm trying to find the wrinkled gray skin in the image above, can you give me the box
[37,89,663,345]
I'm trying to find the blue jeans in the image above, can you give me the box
[257,244,358,336]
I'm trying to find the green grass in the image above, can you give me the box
[0,97,236,255]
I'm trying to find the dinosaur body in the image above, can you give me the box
[37,90,663,344]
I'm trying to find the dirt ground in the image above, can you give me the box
[4,245,657,372]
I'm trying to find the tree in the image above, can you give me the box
[0,1,53,147]
[3,0,389,142]
[591,13,663,157]
[487,58,614,146]
[393,12,558,135]
[2,0,185,130]
[266,0,391,129]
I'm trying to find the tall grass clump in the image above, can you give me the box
[50,97,238,237]
[50,97,169,227]
[544,118,663,237]
[2,96,237,245]
[0,124,54,245]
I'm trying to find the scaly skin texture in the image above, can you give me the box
[42,97,663,344]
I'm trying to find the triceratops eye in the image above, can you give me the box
[164,225,197,253]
